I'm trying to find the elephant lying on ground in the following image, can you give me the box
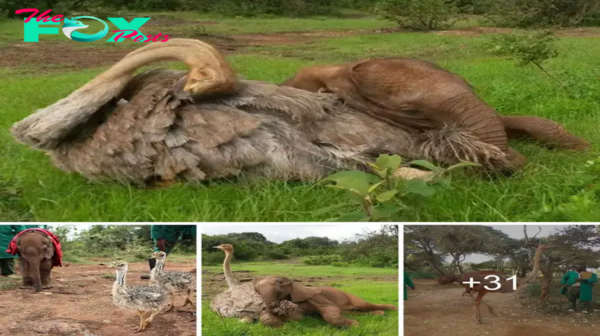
[282,57,590,171]
[253,276,397,327]
[10,39,589,184]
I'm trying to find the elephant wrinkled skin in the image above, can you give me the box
[254,276,397,327]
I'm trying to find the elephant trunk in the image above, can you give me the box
[435,93,508,153]
[28,257,43,292]
[502,116,590,150]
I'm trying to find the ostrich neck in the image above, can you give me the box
[223,250,239,289]
[151,258,165,280]
[518,246,544,286]
[496,246,544,293]
[114,268,127,292]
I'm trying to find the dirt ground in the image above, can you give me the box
[0,260,196,336]
[404,279,600,336]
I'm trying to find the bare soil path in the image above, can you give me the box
[404,279,600,336]
[0,260,196,336]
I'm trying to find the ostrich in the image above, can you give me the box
[209,244,300,327]
[150,251,195,311]
[10,39,588,185]
[110,260,169,332]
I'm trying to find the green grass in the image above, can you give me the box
[202,263,398,336]
[1,13,599,221]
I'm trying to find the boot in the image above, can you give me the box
[140,258,156,280]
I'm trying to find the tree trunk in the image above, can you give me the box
[540,268,553,303]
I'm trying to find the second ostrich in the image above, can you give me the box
[150,251,195,311]
[209,244,300,327]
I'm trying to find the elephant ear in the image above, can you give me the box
[42,240,54,259]
[290,284,321,302]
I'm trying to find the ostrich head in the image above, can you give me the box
[213,244,234,253]
[151,251,167,260]
[109,260,128,271]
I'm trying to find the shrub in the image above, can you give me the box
[375,0,459,31]
[484,0,600,28]
[303,254,343,265]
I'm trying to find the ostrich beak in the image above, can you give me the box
[213,246,222,250]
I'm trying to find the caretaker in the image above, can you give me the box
[0,225,26,277]
[572,265,597,313]
[141,225,196,280]
[404,271,415,301]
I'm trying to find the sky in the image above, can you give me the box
[452,225,565,263]
[202,224,387,243]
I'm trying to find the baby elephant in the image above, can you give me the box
[16,231,57,292]
[254,276,397,327]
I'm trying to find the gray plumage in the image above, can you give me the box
[11,69,507,184]
[111,261,169,312]
[210,282,267,320]
[150,252,195,294]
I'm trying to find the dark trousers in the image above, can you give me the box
[0,258,15,276]
[568,286,593,312]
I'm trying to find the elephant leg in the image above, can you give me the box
[347,293,397,312]
[502,116,590,150]
[318,305,359,327]
[18,257,33,288]
[40,260,53,289]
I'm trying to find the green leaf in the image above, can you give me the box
[331,211,370,222]
[375,154,403,171]
[404,179,437,197]
[321,171,379,196]
[368,181,385,194]
[408,160,444,174]
[446,162,481,171]
[376,189,398,203]
[370,203,401,221]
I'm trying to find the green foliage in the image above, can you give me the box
[483,0,600,28]
[489,31,558,67]
[206,0,338,17]
[318,154,478,221]
[303,254,343,265]
[375,0,459,30]
[0,178,33,221]
[407,270,438,279]
[48,225,195,260]
[530,157,600,221]
[203,225,398,268]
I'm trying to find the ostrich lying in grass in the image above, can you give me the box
[11,39,588,185]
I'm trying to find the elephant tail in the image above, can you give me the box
[502,116,590,150]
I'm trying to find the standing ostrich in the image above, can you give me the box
[459,244,551,324]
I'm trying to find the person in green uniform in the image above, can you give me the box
[404,271,415,301]
[574,265,597,313]
[0,225,26,277]
[140,225,196,280]
[561,267,580,310]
